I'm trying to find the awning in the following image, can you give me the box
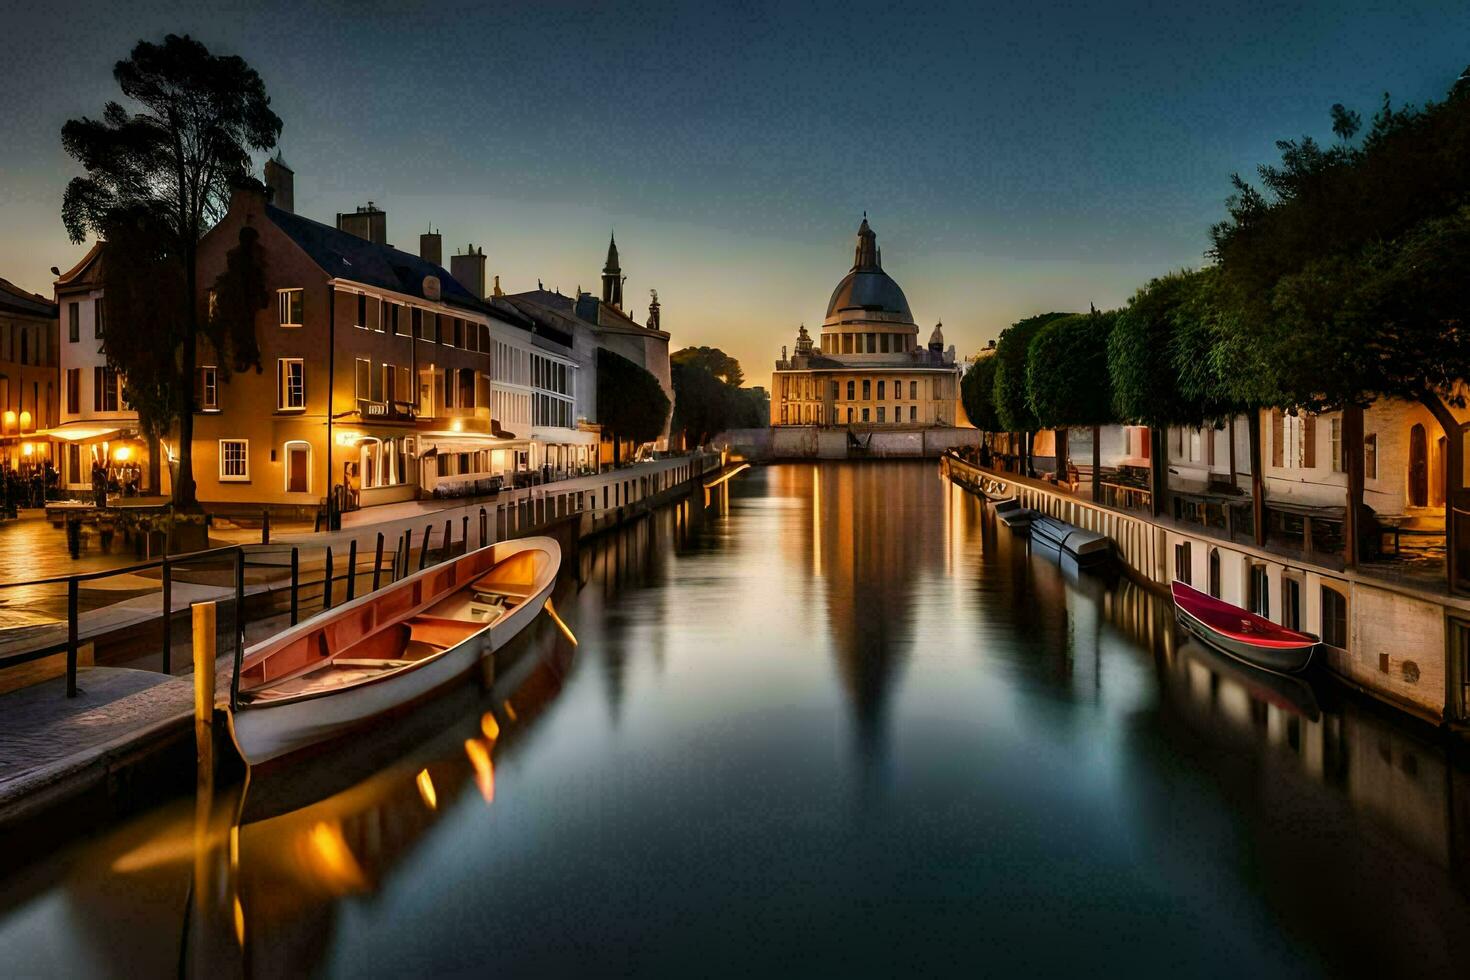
[39,425,125,443]
[416,432,523,456]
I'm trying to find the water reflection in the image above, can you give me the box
[1,462,1468,976]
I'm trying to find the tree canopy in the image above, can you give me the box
[671,359,765,446]
[597,348,671,460]
[1025,310,1117,429]
[992,313,1070,432]
[1208,76,1470,414]
[61,34,281,509]
[960,354,1001,432]
[672,346,746,387]
[1108,272,1232,428]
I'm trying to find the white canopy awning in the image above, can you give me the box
[39,425,126,443]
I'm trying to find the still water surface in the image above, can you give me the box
[3,461,1470,976]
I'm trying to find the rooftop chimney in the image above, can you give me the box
[264,153,294,213]
[337,202,386,245]
[420,228,442,267]
[451,244,487,299]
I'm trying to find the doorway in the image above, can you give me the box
[1409,423,1428,507]
[286,442,309,493]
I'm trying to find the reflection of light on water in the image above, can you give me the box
[465,739,495,804]
[416,769,438,810]
[302,822,368,894]
[233,896,245,947]
[544,597,578,646]
[812,465,822,579]
[480,711,500,741]
[503,701,518,722]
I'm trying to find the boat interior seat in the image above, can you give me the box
[405,615,487,651]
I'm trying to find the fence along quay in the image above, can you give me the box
[0,452,725,834]
[941,451,1470,729]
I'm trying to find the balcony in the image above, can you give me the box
[356,398,416,423]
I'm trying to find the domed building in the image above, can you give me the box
[773,217,962,428]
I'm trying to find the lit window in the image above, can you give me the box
[1330,417,1343,473]
[1364,433,1378,480]
[278,289,303,327]
[219,439,249,481]
[199,366,219,411]
[277,358,305,410]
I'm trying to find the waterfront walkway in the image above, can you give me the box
[0,452,724,830]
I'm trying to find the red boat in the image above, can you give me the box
[1170,580,1317,674]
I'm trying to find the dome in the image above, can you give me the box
[823,217,914,323]
[825,270,912,321]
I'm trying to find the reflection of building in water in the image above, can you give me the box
[779,462,951,757]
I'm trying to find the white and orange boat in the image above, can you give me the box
[228,537,561,766]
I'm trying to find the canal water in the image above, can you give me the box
[2,461,1469,977]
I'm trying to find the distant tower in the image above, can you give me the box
[928,320,946,353]
[602,232,623,309]
[795,323,814,356]
[646,288,661,330]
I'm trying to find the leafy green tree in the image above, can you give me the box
[61,34,282,511]
[1026,309,1116,496]
[993,312,1071,474]
[598,348,671,465]
[672,346,746,386]
[960,354,1001,432]
[1209,73,1470,575]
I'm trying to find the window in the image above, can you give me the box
[277,358,305,410]
[910,380,917,400]
[278,289,303,327]
[355,358,372,402]
[425,312,439,344]
[846,380,854,400]
[862,379,871,400]
[207,289,219,323]
[1281,413,1304,469]
[846,407,854,423]
[1208,548,1221,597]
[65,368,80,414]
[1283,577,1302,631]
[1175,541,1192,584]
[1330,417,1343,473]
[894,378,902,398]
[909,405,917,422]
[376,297,387,333]
[1321,586,1348,649]
[862,408,870,422]
[877,380,886,400]
[877,406,886,423]
[1249,564,1270,618]
[219,439,249,481]
[383,363,396,405]
[389,302,402,335]
[67,302,79,342]
[1364,433,1378,480]
[94,297,104,338]
[411,307,422,339]
[355,293,367,329]
[199,366,219,411]
[94,366,119,411]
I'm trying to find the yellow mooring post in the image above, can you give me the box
[192,600,216,785]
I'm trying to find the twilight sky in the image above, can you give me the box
[2,0,1467,383]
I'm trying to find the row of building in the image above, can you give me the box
[0,157,675,516]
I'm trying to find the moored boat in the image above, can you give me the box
[1030,515,1113,568]
[228,536,561,766]
[1171,580,1317,674]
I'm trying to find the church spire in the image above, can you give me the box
[852,215,880,272]
[601,231,623,309]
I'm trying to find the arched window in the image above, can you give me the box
[1320,585,1348,649]
[1174,541,1192,584]
[1208,548,1220,597]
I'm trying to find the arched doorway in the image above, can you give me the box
[1409,423,1428,507]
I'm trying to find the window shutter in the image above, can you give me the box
[194,368,204,408]
[1271,410,1284,467]
[94,366,103,411]
[1303,413,1316,468]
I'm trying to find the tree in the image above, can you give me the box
[960,354,1001,433]
[1025,309,1117,498]
[1209,73,1470,579]
[62,34,282,512]
[1109,272,1233,515]
[993,312,1071,475]
[672,346,745,386]
[597,348,670,465]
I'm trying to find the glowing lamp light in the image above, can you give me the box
[2,411,14,431]
[21,443,34,457]
[113,445,133,462]
[18,410,31,431]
